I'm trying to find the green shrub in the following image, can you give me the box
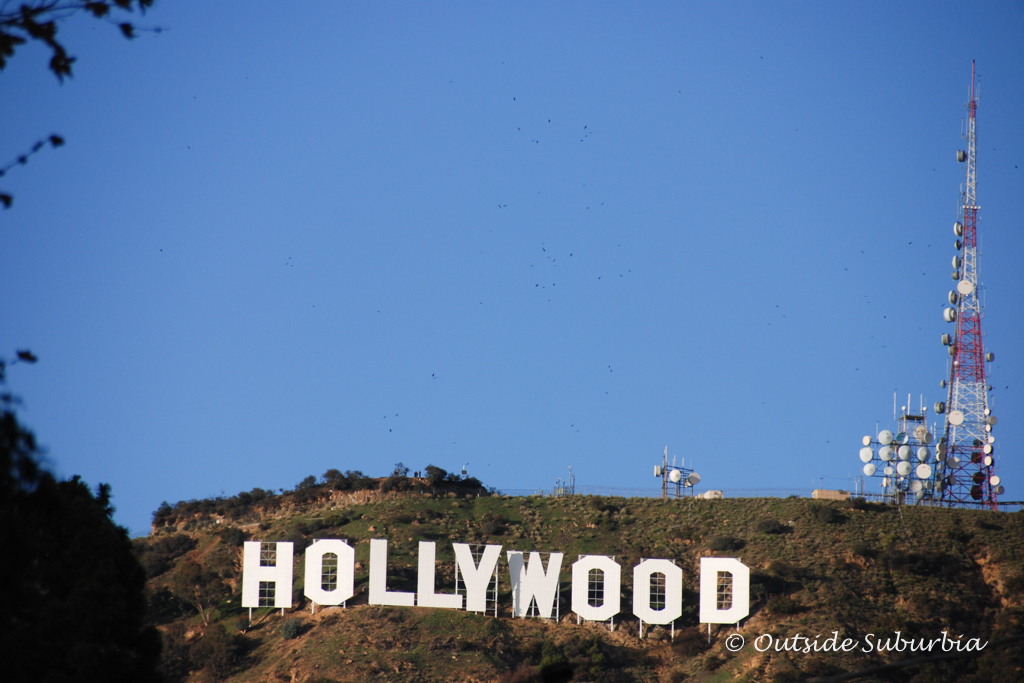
[280,618,304,640]
[767,596,801,614]
[218,527,246,547]
[708,536,743,551]
[755,519,787,534]
[851,541,877,559]
[815,506,844,524]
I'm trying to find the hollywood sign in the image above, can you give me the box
[242,539,750,625]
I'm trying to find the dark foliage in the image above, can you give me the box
[813,505,845,524]
[672,628,712,657]
[190,623,246,682]
[0,367,162,682]
[218,526,247,547]
[280,618,304,640]
[0,1,154,82]
[133,532,196,578]
[755,519,788,534]
[425,464,448,486]
[708,535,744,551]
[767,595,802,615]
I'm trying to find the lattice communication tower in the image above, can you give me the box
[933,61,1004,508]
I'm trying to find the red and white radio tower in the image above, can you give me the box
[934,61,1003,509]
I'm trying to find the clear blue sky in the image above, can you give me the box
[3,2,1023,536]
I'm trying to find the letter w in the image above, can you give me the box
[507,551,563,618]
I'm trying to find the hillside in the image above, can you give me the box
[136,482,1024,683]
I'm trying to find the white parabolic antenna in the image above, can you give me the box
[910,480,923,493]
[991,475,1001,486]
[884,466,894,476]
[879,446,894,462]
[863,463,876,476]
[896,461,912,476]
[957,279,974,295]
[948,410,965,426]
[879,430,894,445]
[859,447,874,463]
[984,455,993,467]
[897,445,911,461]
[917,447,930,462]
[916,464,933,479]
[686,472,701,486]
[669,469,683,483]
[862,435,872,446]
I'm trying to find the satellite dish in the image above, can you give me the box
[897,461,912,476]
[984,455,993,467]
[898,445,911,461]
[913,425,928,441]
[922,431,934,445]
[879,446,894,462]
[895,432,910,445]
[954,221,964,235]
[957,279,974,295]
[882,477,891,487]
[944,307,957,323]
[988,435,995,444]
[654,466,662,477]
[987,415,998,426]
[859,447,874,463]
[915,490,925,500]
[935,451,946,462]
[952,255,961,269]
[910,480,923,493]
[983,444,993,454]
[862,435,872,446]
[934,401,946,414]
[917,447,930,462]
[985,352,994,362]
[863,463,876,476]
[940,379,947,389]
[990,475,1001,486]
[948,410,965,426]
[879,430,894,445]
[916,464,933,479]
[948,291,958,305]
[884,466,894,476]
[669,469,683,483]
[994,485,1005,495]
[686,472,701,486]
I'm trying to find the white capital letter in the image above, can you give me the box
[699,557,750,624]
[632,559,683,625]
[507,551,563,618]
[304,539,355,606]
[417,541,462,609]
[572,555,620,622]
[369,539,415,606]
[242,541,293,608]
[453,543,501,612]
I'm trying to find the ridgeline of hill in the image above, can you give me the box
[136,469,1024,683]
